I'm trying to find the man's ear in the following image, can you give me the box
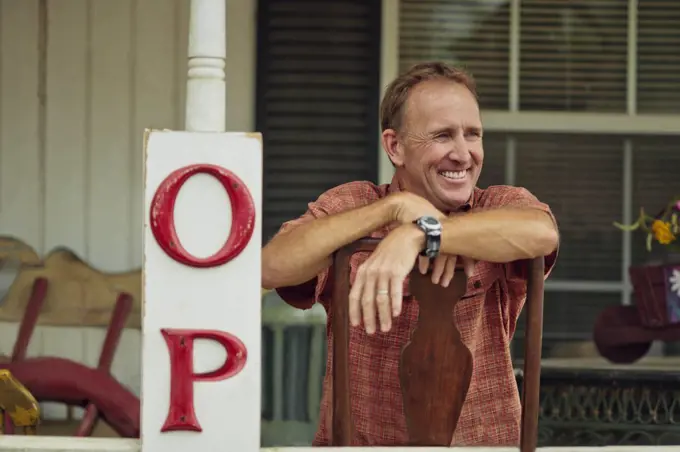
[381,129,405,167]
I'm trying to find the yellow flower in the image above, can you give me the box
[652,220,676,245]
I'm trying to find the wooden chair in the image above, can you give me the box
[331,238,545,452]
[0,277,136,436]
[0,237,141,437]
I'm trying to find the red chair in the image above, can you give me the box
[1,277,139,437]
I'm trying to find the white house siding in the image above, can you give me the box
[0,0,256,420]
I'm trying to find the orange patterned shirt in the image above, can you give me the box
[274,177,558,447]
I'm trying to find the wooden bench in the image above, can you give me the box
[331,238,545,452]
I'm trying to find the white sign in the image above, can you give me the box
[142,130,262,452]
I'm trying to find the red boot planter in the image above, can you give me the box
[604,198,680,363]
[594,263,680,364]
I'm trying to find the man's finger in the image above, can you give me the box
[390,272,403,318]
[441,255,457,287]
[417,255,429,274]
[375,274,392,333]
[463,257,476,278]
[349,267,365,327]
[431,255,447,284]
[361,269,378,335]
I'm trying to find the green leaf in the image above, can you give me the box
[613,221,639,231]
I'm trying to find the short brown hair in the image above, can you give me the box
[379,61,477,132]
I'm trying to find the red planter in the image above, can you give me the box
[593,263,680,364]
[629,263,680,328]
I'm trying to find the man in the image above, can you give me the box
[261,61,559,447]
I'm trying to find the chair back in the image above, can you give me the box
[330,238,544,452]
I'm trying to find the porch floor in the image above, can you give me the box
[33,420,119,437]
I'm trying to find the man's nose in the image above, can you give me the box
[446,134,472,163]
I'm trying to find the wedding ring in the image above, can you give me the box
[377,289,389,295]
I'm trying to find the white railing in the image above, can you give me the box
[0,436,673,452]
[261,294,326,446]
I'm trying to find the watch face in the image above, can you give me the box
[423,216,439,226]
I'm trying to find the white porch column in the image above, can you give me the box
[185,0,227,132]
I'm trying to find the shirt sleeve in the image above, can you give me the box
[271,184,365,310]
[483,186,559,338]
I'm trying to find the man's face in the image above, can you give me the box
[386,79,484,213]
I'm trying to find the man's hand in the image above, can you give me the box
[389,192,446,224]
[348,223,477,335]
[417,254,476,287]
[388,191,476,289]
[349,224,423,335]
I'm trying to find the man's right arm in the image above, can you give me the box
[261,196,395,290]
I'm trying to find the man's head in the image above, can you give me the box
[380,62,483,213]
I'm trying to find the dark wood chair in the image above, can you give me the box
[331,238,545,452]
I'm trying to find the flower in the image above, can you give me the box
[670,269,680,298]
[614,196,680,252]
[652,220,676,245]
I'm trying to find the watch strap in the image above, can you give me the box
[414,216,442,259]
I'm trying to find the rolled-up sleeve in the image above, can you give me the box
[482,186,559,337]
[270,184,365,310]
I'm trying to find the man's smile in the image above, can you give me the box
[437,169,470,185]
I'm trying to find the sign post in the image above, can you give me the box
[142,130,262,452]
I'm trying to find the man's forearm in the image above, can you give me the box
[437,208,559,263]
[262,198,395,289]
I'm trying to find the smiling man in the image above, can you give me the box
[261,62,559,447]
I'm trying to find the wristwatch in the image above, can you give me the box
[413,216,442,259]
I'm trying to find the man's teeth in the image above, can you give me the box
[439,170,466,180]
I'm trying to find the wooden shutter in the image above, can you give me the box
[399,0,510,111]
[256,0,381,241]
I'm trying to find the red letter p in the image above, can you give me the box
[160,328,248,432]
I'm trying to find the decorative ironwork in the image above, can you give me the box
[517,365,680,447]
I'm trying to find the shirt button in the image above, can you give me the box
[473,280,482,289]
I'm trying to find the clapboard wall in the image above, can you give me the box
[0,0,257,419]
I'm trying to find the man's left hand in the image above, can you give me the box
[348,224,422,334]
[349,224,476,335]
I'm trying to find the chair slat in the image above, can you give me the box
[520,257,545,452]
[400,268,472,445]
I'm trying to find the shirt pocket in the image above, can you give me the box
[461,263,502,301]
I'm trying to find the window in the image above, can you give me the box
[400,0,510,110]
[399,0,680,357]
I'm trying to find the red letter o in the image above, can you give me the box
[150,164,256,268]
